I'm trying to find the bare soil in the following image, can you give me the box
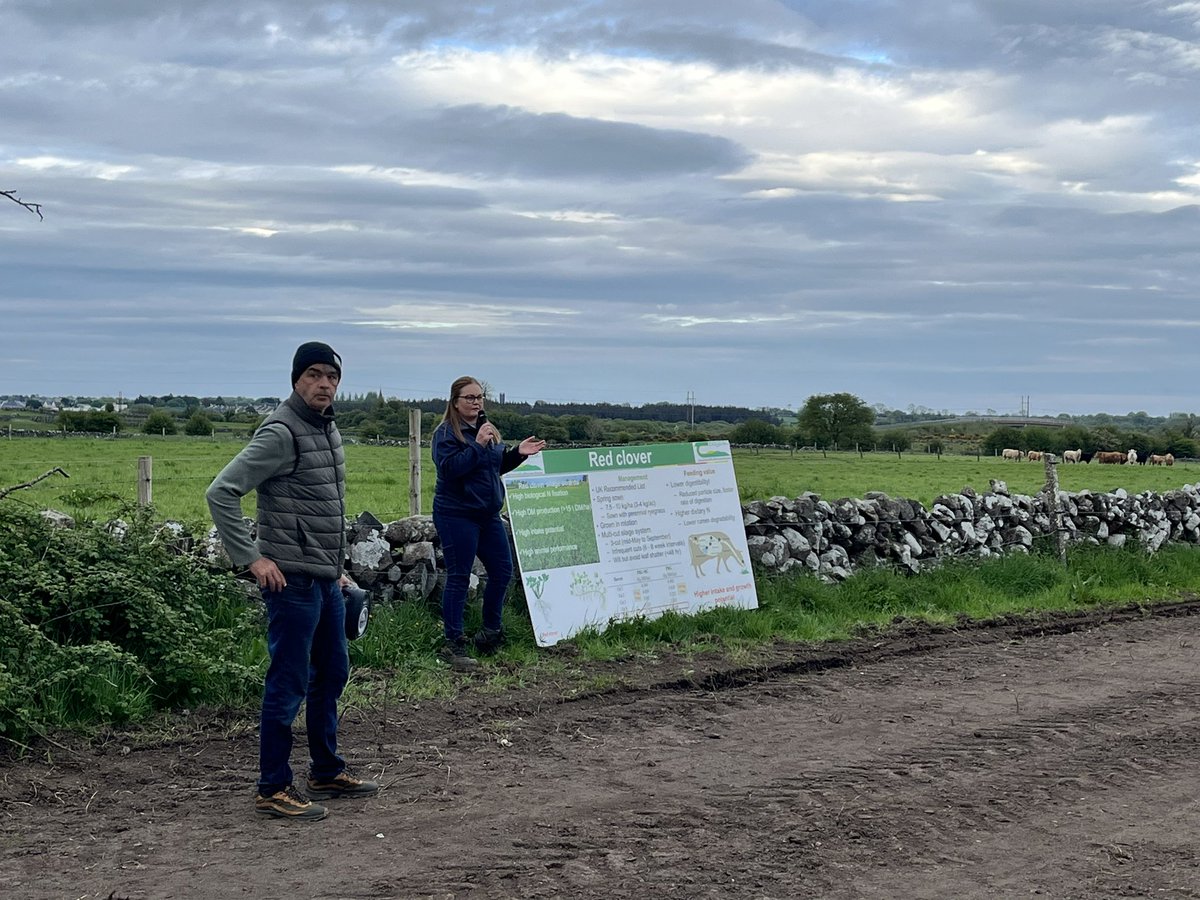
[6,601,1200,899]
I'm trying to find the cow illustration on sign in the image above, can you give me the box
[688,531,747,577]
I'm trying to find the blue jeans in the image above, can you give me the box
[434,511,513,642]
[258,575,349,795]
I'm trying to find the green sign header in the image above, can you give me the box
[511,441,732,475]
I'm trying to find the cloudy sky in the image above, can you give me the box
[3,1,1200,416]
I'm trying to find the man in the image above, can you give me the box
[206,341,378,821]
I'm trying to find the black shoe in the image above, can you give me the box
[473,626,507,655]
[254,784,328,821]
[438,638,478,671]
[306,769,380,800]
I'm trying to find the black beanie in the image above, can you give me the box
[291,341,342,386]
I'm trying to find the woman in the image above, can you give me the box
[432,376,546,670]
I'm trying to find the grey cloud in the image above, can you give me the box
[6,0,1200,414]
[397,104,751,180]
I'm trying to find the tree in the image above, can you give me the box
[1163,434,1198,458]
[1057,425,1094,454]
[1021,426,1054,453]
[1166,413,1198,439]
[1092,425,1123,451]
[797,393,874,449]
[983,426,1023,455]
[562,415,594,441]
[142,410,178,435]
[184,411,214,436]
[58,410,122,433]
[730,418,783,445]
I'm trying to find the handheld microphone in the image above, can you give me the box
[477,411,496,444]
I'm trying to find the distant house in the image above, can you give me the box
[0,400,25,410]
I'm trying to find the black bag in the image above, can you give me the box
[343,585,370,641]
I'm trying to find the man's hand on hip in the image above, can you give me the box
[249,557,287,592]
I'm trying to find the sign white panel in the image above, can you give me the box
[503,441,758,646]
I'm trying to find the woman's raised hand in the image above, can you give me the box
[519,436,547,456]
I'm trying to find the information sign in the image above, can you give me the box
[503,441,758,646]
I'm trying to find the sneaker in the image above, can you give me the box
[255,784,328,821]
[473,626,506,655]
[306,770,380,800]
[438,638,479,671]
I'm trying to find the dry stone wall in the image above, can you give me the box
[331,479,1200,597]
[68,478,1200,602]
[742,479,1200,581]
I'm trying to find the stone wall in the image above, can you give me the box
[742,479,1200,581]
[121,477,1200,601]
[326,479,1200,599]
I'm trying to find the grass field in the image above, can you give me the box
[1,437,1197,528]
[0,437,427,527]
[730,447,1200,505]
[8,435,1200,741]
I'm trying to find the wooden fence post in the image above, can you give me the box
[408,409,422,516]
[137,456,153,507]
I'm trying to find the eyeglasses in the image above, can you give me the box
[458,394,485,403]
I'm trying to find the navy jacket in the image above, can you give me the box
[431,419,524,517]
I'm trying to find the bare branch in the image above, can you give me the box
[0,467,70,500]
[1,189,44,220]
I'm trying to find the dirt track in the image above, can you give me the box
[5,602,1200,899]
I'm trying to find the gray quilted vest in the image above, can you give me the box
[256,392,346,578]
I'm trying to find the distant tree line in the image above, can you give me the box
[10,391,1200,458]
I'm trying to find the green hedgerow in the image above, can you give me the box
[0,503,265,744]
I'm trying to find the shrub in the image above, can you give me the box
[184,411,214,436]
[0,503,263,743]
[142,410,178,435]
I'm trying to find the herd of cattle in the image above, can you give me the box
[1001,448,1175,465]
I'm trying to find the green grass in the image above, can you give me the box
[7,435,1200,743]
[731,447,1200,506]
[7,512,1200,746]
[0,437,433,527]
[3,438,1197,529]
[332,541,1200,713]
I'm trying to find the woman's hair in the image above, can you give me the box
[441,375,500,443]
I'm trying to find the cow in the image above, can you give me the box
[1127,448,1138,465]
[1026,450,1043,462]
[688,531,746,577]
[1063,448,1082,464]
[1166,453,1175,467]
[1001,448,1022,461]
[1095,451,1126,465]
[1149,454,1169,466]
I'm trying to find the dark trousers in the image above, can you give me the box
[434,511,513,642]
[258,575,349,795]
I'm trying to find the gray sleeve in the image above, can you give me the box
[205,424,296,568]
